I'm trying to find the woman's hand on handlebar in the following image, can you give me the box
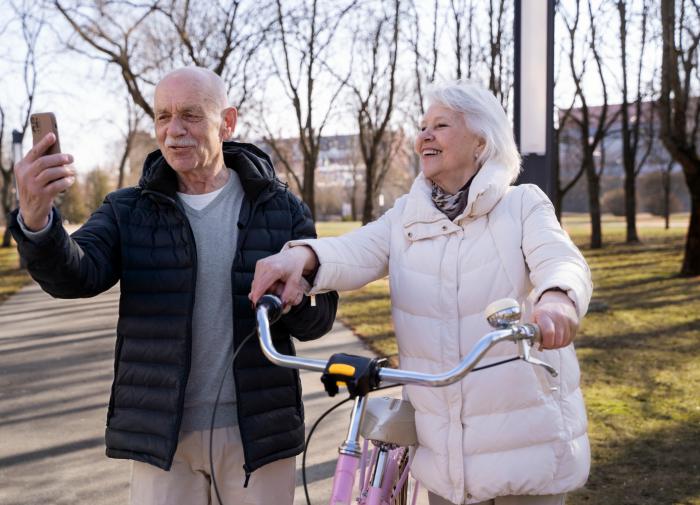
[249,245,319,307]
[533,290,579,350]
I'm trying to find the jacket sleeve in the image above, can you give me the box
[278,195,339,341]
[520,185,593,318]
[9,199,121,299]
[284,200,396,294]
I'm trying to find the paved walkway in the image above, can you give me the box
[0,282,427,505]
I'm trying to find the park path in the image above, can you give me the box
[0,282,427,505]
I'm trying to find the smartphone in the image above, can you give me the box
[30,112,61,155]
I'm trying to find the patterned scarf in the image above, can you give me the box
[431,176,474,221]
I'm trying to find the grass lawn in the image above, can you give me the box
[317,213,700,505]
[0,240,30,303]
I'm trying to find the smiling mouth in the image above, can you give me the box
[169,146,195,154]
[422,149,442,156]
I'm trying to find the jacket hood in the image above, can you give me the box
[403,159,516,228]
[139,141,279,199]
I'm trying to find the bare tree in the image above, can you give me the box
[617,0,655,243]
[659,0,700,276]
[0,3,43,247]
[262,0,356,219]
[348,0,401,224]
[553,102,585,221]
[54,0,268,118]
[450,0,477,80]
[115,97,145,188]
[407,0,439,118]
[561,0,618,249]
[54,0,159,117]
[486,0,510,105]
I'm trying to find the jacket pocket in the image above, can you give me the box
[532,349,563,403]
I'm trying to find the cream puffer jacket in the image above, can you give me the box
[289,160,592,504]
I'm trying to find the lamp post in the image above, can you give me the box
[9,130,24,259]
[11,129,23,208]
[514,0,555,196]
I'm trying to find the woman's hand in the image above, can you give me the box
[533,290,579,349]
[249,245,319,308]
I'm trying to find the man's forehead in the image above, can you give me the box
[154,83,217,112]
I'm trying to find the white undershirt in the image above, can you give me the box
[176,186,225,211]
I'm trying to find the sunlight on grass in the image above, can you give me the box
[320,213,700,505]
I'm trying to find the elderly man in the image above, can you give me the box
[10,66,338,505]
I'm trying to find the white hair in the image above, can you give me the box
[425,80,521,181]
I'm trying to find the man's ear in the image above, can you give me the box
[220,107,238,140]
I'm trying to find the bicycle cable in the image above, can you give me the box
[209,327,257,505]
[300,355,522,505]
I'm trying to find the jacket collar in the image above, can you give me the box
[139,141,279,200]
[402,160,515,236]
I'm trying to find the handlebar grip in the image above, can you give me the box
[257,294,284,324]
[523,323,541,343]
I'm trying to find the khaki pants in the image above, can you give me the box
[428,491,565,505]
[129,426,296,505]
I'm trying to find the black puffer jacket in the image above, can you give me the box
[9,141,338,474]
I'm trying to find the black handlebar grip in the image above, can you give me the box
[257,294,284,324]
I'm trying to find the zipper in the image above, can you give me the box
[233,186,278,477]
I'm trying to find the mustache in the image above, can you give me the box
[165,139,197,148]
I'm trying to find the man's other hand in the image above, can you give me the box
[15,132,75,231]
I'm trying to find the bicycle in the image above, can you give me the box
[255,295,559,505]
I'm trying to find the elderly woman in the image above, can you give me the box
[250,81,592,505]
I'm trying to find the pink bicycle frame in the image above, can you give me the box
[329,453,361,504]
[327,395,419,505]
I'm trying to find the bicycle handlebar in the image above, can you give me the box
[255,294,556,387]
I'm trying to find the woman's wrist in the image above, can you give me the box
[289,245,320,276]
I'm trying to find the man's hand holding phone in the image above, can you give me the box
[15,119,75,232]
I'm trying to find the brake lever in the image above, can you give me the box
[517,337,559,377]
[485,300,560,378]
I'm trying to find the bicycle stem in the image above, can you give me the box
[339,396,367,456]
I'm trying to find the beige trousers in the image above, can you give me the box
[129,426,296,505]
[428,491,566,505]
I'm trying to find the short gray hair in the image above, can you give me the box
[425,80,521,181]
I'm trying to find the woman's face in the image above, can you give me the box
[414,103,485,193]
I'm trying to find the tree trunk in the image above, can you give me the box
[624,166,639,242]
[662,168,671,230]
[552,133,562,222]
[302,160,316,220]
[680,169,700,276]
[585,157,602,249]
[362,160,375,225]
[116,134,133,189]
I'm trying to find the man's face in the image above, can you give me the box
[154,75,227,175]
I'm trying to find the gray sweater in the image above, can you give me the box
[178,170,244,431]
